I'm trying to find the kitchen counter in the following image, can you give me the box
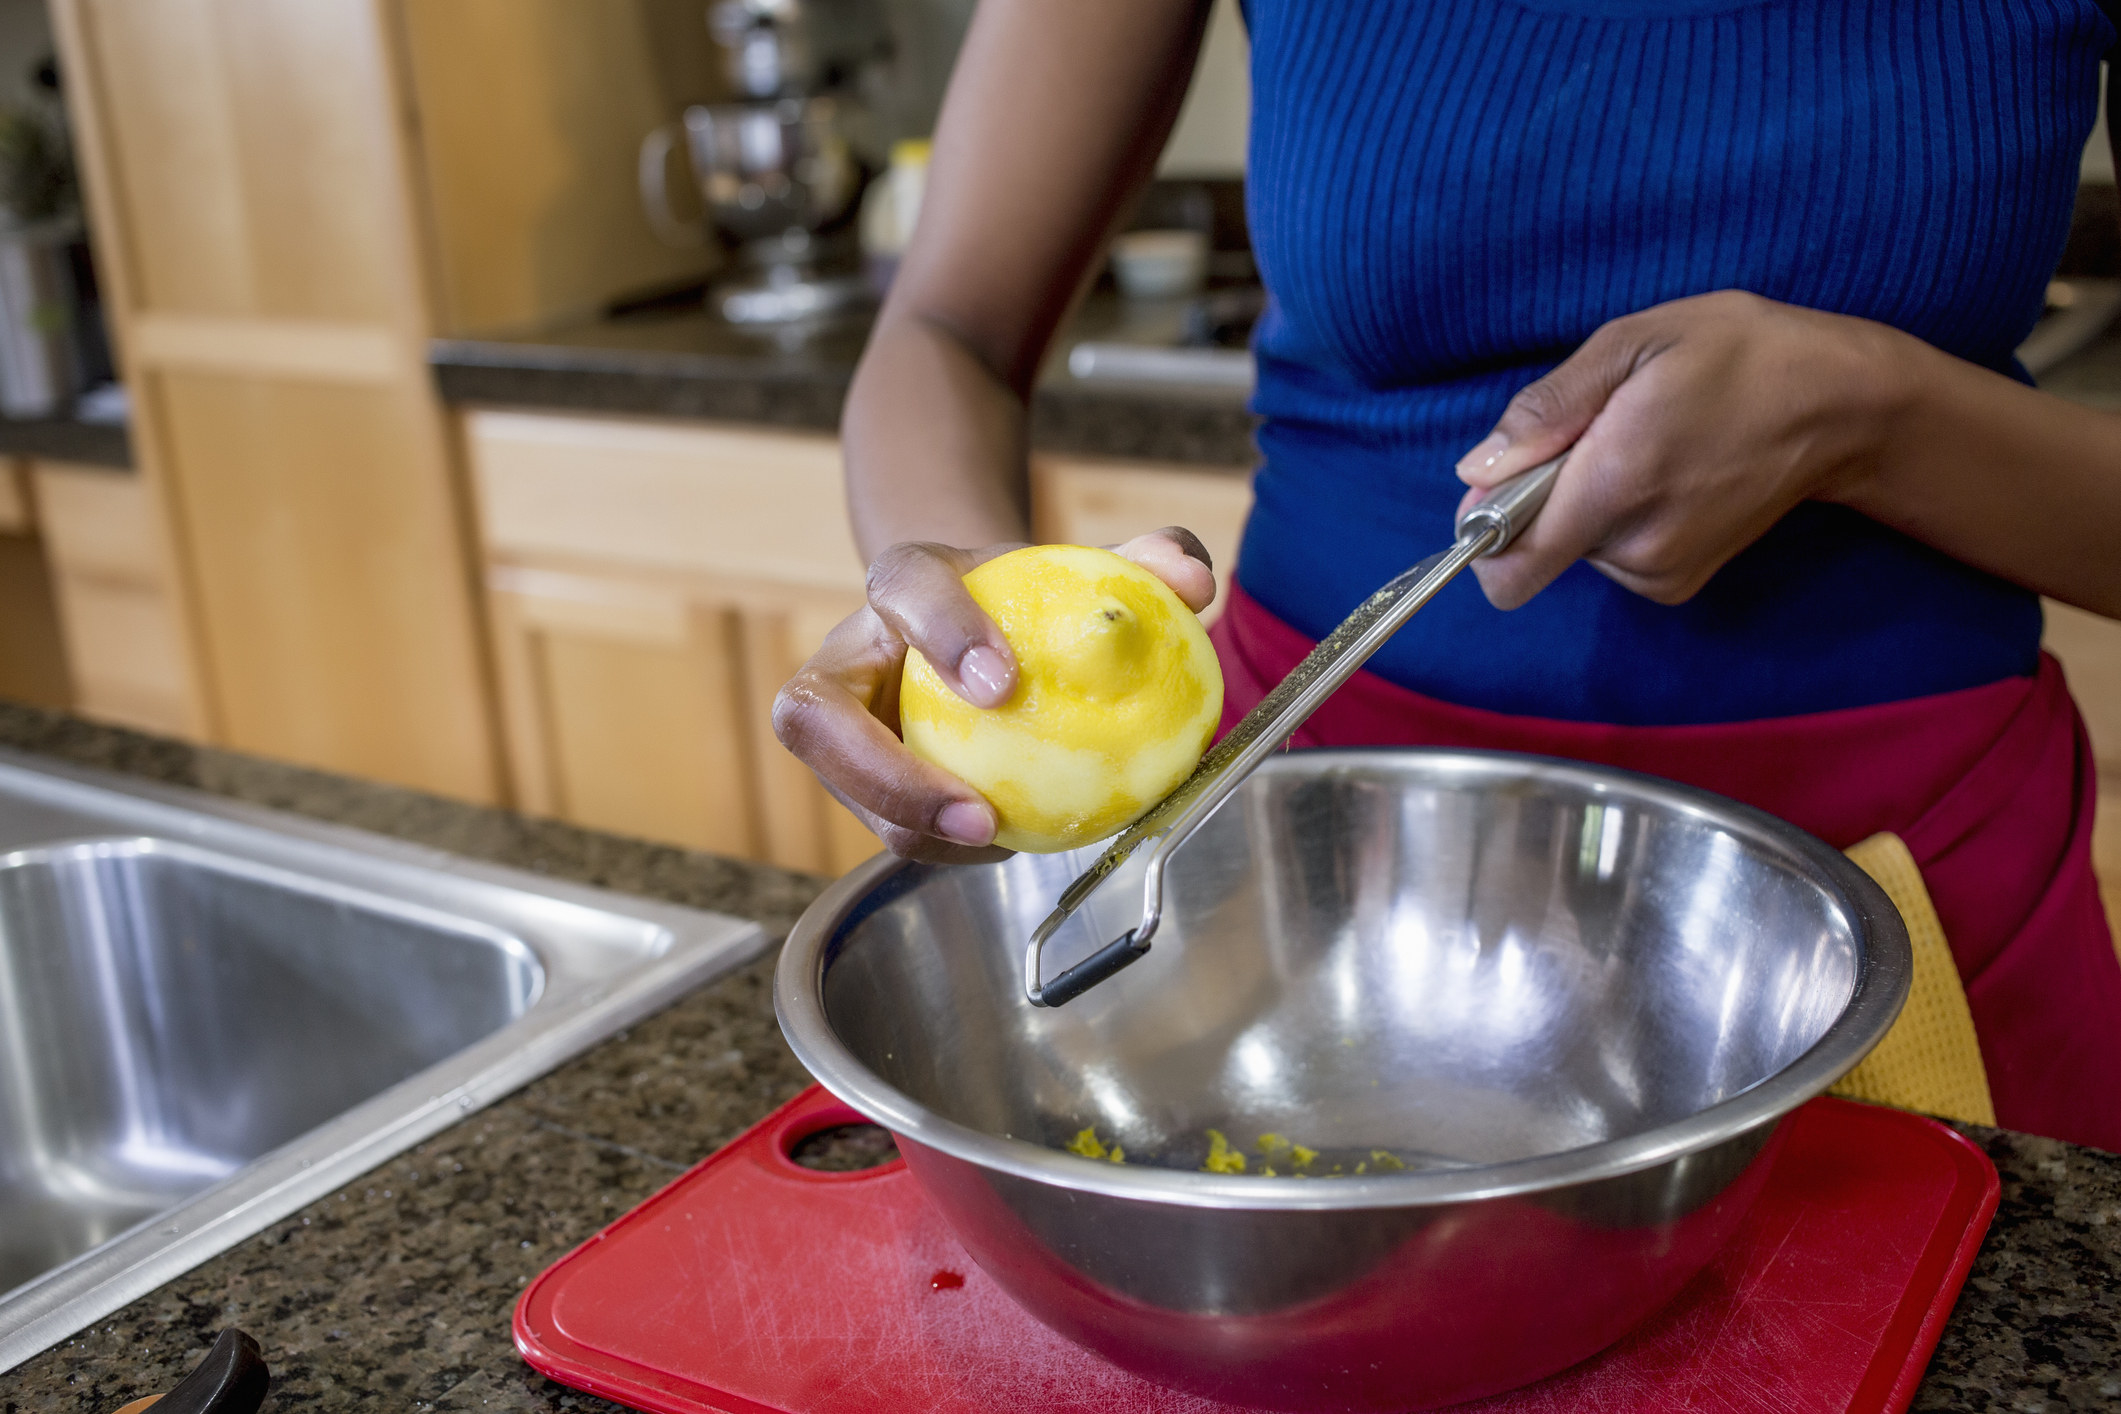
[431,297,2121,475]
[0,415,131,470]
[431,297,1261,468]
[2,704,2118,1412]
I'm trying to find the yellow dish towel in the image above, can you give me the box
[1827,832,1995,1126]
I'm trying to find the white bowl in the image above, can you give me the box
[1111,228,1209,299]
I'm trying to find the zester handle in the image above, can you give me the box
[1454,451,1565,554]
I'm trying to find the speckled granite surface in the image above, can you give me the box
[430,298,1260,469]
[1920,1129,2121,1412]
[428,301,2121,477]
[0,705,2116,1411]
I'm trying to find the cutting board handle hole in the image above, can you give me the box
[775,1107,905,1179]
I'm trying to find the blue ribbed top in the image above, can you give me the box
[1236,0,2113,724]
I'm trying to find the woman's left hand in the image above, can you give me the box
[1454,290,1917,609]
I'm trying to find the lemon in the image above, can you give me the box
[900,544,1223,853]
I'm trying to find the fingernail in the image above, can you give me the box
[938,800,996,846]
[1454,432,1510,480]
[957,644,1013,706]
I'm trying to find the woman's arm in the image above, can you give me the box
[843,0,1215,557]
[1454,292,2121,620]
[1833,340,2121,618]
[774,0,1218,861]
[1459,72,2121,621]
[1840,70,2121,616]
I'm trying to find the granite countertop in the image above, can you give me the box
[430,297,2121,475]
[2,705,2118,1412]
[0,416,131,470]
[431,295,1261,469]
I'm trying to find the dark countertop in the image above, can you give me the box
[1,704,2118,1411]
[431,297,1261,469]
[430,297,2121,475]
[0,416,131,470]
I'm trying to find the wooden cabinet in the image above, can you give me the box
[466,410,873,873]
[394,0,723,336]
[463,408,1256,875]
[1030,454,1254,622]
[50,0,502,798]
[0,459,71,713]
[0,460,28,535]
[47,0,720,801]
[2043,600,2121,930]
[32,463,199,738]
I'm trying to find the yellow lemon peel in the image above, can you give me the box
[1255,1133,1322,1172]
[1065,1125,1126,1164]
[899,545,1223,853]
[1202,1129,1247,1174]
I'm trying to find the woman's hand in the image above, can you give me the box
[772,529,1216,863]
[1453,290,1916,609]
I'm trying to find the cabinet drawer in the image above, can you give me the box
[465,410,866,592]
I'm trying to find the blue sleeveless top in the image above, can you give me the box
[1236,0,2113,724]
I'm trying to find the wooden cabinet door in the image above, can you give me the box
[487,567,755,859]
[52,0,501,800]
[734,598,891,877]
[33,462,198,736]
[467,410,881,874]
[1031,455,1254,622]
[486,562,876,874]
[0,457,69,712]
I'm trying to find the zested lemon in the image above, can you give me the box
[900,544,1224,853]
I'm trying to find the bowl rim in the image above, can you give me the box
[775,747,1913,1211]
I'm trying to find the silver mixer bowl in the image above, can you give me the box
[775,750,1911,1410]
[682,97,857,245]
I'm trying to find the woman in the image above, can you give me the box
[774,0,2121,1149]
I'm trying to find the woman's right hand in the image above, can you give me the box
[772,529,1218,863]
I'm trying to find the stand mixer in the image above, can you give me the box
[640,0,885,324]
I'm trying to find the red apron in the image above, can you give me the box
[1212,584,2121,1152]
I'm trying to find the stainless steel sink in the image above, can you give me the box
[0,749,768,1372]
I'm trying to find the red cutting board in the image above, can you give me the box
[515,1088,1998,1414]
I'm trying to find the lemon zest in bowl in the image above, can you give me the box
[1066,1126,1108,1160]
[1202,1129,1248,1174]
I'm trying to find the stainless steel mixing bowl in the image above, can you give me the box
[776,750,1911,1411]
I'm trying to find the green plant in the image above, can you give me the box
[0,105,76,226]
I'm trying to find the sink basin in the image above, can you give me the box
[0,749,767,1371]
[0,837,541,1290]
